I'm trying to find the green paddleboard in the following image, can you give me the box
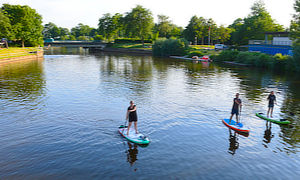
[256,112,291,124]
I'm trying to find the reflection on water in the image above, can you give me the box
[0,48,299,179]
[228,129,239,155]
[126,142,138,169]
[0,59,46,103]
[263,121,274,146]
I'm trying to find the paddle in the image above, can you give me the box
[122,119,128,134]
[237,106,242,127]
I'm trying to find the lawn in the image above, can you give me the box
[110,43,152,50]
[0,47,41,60]
[189,45,215,50]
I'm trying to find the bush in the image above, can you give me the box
[292,45,300,71]
[214,49,300,72]
[214,50,239,61]
[94,35,104,41]
[187,51,204,58]
[153,38,189,57]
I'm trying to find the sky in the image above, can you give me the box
[1,0,295,29]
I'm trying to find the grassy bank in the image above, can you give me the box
[0,47,41,60]
[108,42,218,57]
[211,50,299,72]
[108,43,152,50]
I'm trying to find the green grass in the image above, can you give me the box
[190,45,215,50]
[110,43,152,50]
[0,47,41,60]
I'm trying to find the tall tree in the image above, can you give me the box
[0,10,12,39]
[216,25,232,44]
[155,15,172,38]
[206,18,218,45]
[43,22,60,39]
[71,23,92,39]
[98,13,122,41]
[59,27,70,40]
[2,4,43,47]
[290,0,300,44]
[123,5,154,45]
[184,16,207,44]
[229,1,284,45]
[290,0,300,70]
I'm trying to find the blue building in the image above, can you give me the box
[248,32,293,55]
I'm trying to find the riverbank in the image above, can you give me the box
[99,47,152,55]
[211,50,299,72]
[0,47,44,64]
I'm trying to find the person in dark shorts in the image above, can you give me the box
[267,91,276,118]
[126,101,139,136]
[229,93,242,123]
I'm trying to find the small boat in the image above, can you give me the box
[255,112,291,124]
[222,119,250,133]
[170,55,212,62]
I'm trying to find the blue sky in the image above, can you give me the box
[1,0,295,29]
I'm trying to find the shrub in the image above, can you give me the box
[214,50,239,61]
[94,35,104,41]
[153,38,189,57]
[187,51,204,58]
[292,45,300,71]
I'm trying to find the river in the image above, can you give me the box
[0,48,299,179]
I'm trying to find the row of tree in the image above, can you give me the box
[1,1,300,47]
[41,1,291,46]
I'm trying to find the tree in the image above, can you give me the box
[43,22,60,39]
[229,18,244,45]
[216,25,232,44]
[229,1,284,45]
[290,0,300,70]
[123,5,154,45]
[206,18,218,45]
[290,0,300,44]
[169,25,183,38]
[2,4,43,47]
[98,13,122,41]
[184,16,207,45]
[59,27,70,40]
[155,15,172,38]
[71,23,93,40]
[0,10,12,40]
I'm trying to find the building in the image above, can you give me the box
[248,32,293,55]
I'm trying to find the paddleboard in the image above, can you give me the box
[222,119,250,133]
[255,112,290,124]
[119,125,150,145]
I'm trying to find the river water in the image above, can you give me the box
[0,48,299,179]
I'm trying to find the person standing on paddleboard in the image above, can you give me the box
[267,91,277,118]
[126,101,139,136]
[229,93,242,123]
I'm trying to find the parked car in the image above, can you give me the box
[214,44,227,50]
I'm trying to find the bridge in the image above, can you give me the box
[44,41,107,49]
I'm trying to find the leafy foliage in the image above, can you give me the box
[153,38,189,57]
[229,1,284,45]
[98,13,123,41]
[0,10,12,39]
[187,51,204,58]
[290,0,300,70]
[1,4,43,47]
[123,5,154,45]
[214,50,298,72]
